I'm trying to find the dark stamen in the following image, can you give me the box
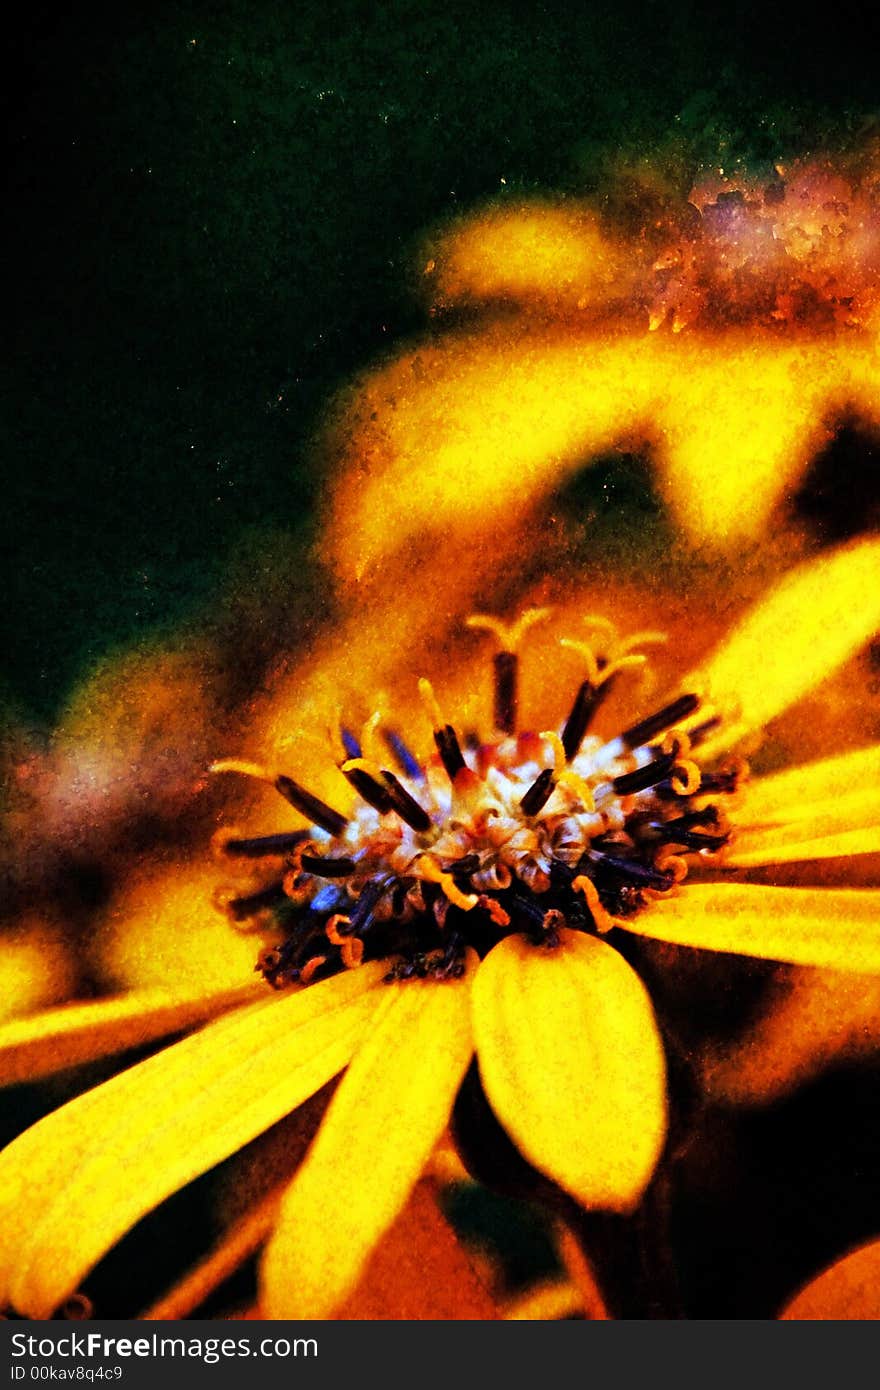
[657,806,720,831]
[510,890,549,939]
[647,808,724,849]
[612,751,676,795]
[342,766,396,814]
[222,830,313,858]
[444,853,481,877]
[520,766,556,816]
[299,853,357,878]
[493,650,518,735]
[688,767,741,795]
[434,724,467,781]
[380,771,433,832]
[589,850,674,889]
[349,876,392,934]
[382,729,424,781]
[340,726,362,760]
[685,716,722,749]
[274,775,349,837]
[621,693,700,750]
[562,678,614,760]
[223,882,288,920]
[652,825,729,851]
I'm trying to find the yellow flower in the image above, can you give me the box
[1,536,879,1321]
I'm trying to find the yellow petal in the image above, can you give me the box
[703,967,880,1107]
[260,956,476,1319]
[655,347,831,546]
[725,823,880,868]
[0,982,261,1087]
[0,917,79,1023]
[735,745,880,825]
[626,885,880,973]
[687,539,880,755]
[472,930,666,1212]
[0,962,386,1318]
[734,784,880,839]
[779,1240,880,1319]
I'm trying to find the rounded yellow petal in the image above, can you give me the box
[472,929,667,1213]
[0,963,386,1318]
[627,885,880,974]
[780,1240,880,1319]
[688,539,880,755]
[260,956,476,1319]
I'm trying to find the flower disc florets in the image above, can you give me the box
[212,612,742,987]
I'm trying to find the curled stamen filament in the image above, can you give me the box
[653,850,688,882]
[416,855,479,911]
[671,759,702,795]
[572,875,623,934]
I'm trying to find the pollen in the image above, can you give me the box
[211,612,741,986]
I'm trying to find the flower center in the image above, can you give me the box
[212,612,742,985]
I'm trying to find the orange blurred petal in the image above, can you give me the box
[704,967,880,1106]
[338,1180,498,1320]
[779,1240,880,1319]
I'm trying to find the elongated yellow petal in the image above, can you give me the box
[688,539,880,756]
[0,982,262,1087]
[726,768,880,863]
[734,785,880,839]
[779,1240,880,1319]
[472,930,666,1213]
[0,963,386,1318]
[260,956,476,1319]
[626,885,880,973]
[725,824,880,867]
[735,745,880,825]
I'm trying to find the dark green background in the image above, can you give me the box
[5,0,879,722]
